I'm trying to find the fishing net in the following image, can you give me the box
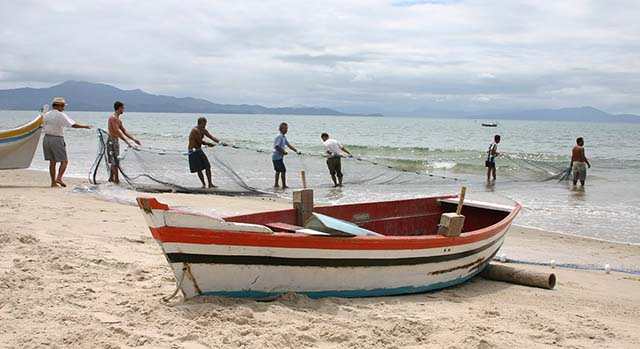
[490,153,572,182]
[89,129,464,200]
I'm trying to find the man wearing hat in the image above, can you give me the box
[42,97,92,187]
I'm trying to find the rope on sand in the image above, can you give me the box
[493,255,640,275]
[161,266,187,304]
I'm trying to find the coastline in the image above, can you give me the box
[1,169,639,348]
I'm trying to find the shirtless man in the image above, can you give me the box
[108,101,141,184]
[570,137,591,186]
[188,117,227,188]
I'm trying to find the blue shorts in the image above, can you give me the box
[273,159,286,173]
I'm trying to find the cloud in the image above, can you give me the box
[392,0,461,7]
[1,0,639,115]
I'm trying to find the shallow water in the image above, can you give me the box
[2,110,639,244]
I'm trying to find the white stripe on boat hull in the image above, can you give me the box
[161,226,507,260]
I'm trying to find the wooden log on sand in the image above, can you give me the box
[481,263,556,290]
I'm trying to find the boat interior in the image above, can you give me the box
[224,196,512,237]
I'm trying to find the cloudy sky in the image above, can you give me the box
[1,0,639,116]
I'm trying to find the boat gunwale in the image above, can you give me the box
[0,115,44,139]
[140,196,520,250]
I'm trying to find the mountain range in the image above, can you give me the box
[0,80,380,116]
[0,81,638,122]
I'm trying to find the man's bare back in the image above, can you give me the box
[572,145,587,163]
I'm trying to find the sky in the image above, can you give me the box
[1,0,639,116]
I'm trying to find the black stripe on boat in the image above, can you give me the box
[165,236,503,267]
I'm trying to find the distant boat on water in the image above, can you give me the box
[481,122,498,127]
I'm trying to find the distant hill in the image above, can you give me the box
[470,106,640,123]
[0,81,379,116]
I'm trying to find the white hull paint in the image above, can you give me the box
[0,128,42,170]
[158,228,507,298]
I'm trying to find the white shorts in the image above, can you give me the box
[572,162,587,181]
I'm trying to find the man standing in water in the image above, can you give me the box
[272,122,301,189]
[485,134,501,182]
[188,117,227,188]
[570,137,591,186]
[108,101,141,184]
[321,133,353,187]
[42,97,92,187]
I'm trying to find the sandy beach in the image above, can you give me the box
[1,169,639,348]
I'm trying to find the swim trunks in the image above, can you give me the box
[189,148,210,173]
[572,161,587,181]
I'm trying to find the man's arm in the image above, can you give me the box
[570,147,576,168]
[491,144,500,157]
[341,146,353,157]
[203,129,227,146]
[287,143,301,154]
[119,124,141,146]
[66,113,91,129]
[583,149,591,168]
[275,146,288,155]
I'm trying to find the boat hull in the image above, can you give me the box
[162,229,506,298]
[0,115,43,170]
[139,197,518,299]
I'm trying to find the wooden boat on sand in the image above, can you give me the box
[138,194,520,299]
[0,114,44,169]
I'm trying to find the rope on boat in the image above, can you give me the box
[161,266,187,304]
[493,256,640,275]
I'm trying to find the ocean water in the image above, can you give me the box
[2,110,639,244]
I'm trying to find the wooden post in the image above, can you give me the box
[481,263,556,290]
[438,186,467,237]
[456,186,467,215]
[301,170,307,189]
[293,189,314,226]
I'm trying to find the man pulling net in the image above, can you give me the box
[188,117,228,189]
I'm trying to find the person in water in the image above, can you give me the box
[188,117,227,188]
[108,101,141,184]
[485,134,501,182]
[570,137,591,186]
[272,122,302,189]
[321,133,352,187]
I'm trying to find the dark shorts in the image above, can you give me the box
[43,134,67,162]
[189,149,210,173]
[485,160,495,168]
[107,139,120,165]
[272,159,286,173]
[326,157,343,177]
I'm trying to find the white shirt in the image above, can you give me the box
[323,138,343,157]
[43,110,75,137]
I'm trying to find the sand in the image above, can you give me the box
[1,169,639,348]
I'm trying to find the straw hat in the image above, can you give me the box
[52,97,66,105]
